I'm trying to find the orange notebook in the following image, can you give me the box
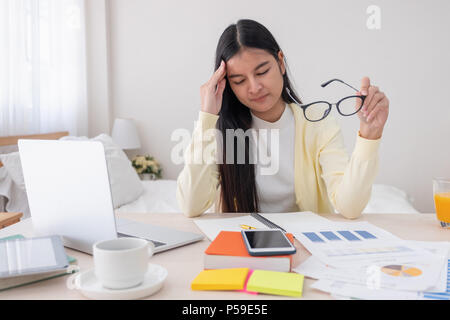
[204,231,295,272]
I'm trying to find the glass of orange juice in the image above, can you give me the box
[433,178,450,228]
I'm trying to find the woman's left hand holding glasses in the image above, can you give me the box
[356,76,389,140]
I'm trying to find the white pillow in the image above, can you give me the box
[0,167,30,218]
[331,184,420,214]
[362,184,420,214]
[0,150,30,217]
[59,134,144,208]
[0,152,25,190]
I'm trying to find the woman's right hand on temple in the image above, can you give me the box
[200,60,227,115]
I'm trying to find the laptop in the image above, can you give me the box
[18,139,204,254]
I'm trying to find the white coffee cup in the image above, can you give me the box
[93,237,154,290]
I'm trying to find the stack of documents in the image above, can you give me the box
[289,220,449,300]
[193,212,449,300]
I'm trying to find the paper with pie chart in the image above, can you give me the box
[381,265,422,277]
[295,240,449,293]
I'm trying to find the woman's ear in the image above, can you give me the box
[277,50,286,76]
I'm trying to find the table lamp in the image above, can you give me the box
[111,118,141,150]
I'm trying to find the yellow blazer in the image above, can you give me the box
[176,103,380,219]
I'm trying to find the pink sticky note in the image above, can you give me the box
[237,269,258,295]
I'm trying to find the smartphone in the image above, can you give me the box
[241,229,296,256]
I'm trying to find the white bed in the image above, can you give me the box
[0,132,420,218]
[115,180,420,215]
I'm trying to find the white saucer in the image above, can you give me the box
[74,263,168,300]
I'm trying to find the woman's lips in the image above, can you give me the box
[251,94,269,103]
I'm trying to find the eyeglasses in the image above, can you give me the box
[286,79,366,122]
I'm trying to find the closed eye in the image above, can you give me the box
[257,68,270,76]
[233,68,270,85]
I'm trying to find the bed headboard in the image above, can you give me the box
[0,131,69,167]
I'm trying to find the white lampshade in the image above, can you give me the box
[111,118,141,150]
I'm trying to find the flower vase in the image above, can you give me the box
[140,173,156,180]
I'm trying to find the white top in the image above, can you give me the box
[250,104,298,213]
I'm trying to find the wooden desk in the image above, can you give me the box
[0,212,22,229]
[0,212,447,300]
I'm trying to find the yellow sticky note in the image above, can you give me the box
[246,270,304,297]
[191,268,249,291]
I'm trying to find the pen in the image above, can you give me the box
[249,212,296,239]
[250,212,287,232]
[240,224,257,230]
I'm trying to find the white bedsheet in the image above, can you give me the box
[115,179,181,214]
[115,180,420,214]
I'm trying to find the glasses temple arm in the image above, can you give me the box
[285,87,303,106]
[321,79,360,93]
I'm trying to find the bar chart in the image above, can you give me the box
[422,259,450,300]
[302,230,378,243]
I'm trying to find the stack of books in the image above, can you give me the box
[0,234,78,291]
[204,231,295,272]
[191,231,304,297]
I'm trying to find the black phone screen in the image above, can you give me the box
[244,230,292,249]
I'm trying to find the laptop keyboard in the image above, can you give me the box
[117,233,166,248]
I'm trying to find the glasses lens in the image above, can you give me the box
[338,96,364,116]
[304,102,331,121]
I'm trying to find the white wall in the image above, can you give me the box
[88,0,450,213]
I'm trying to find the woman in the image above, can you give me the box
[176,19,389,219]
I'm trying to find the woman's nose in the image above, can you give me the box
[248,77,263,94]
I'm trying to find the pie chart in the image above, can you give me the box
[381,265,423,277]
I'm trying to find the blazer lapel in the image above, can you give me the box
[289,103,304,211]
[289,102,321,213]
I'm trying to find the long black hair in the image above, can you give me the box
[215,19,302,213]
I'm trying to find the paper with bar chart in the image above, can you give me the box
[291,221,436,268]
[296,240,448,293]
[312,260,450,300]
[422,258,450,300]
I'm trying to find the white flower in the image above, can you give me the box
[137,157,146,165]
